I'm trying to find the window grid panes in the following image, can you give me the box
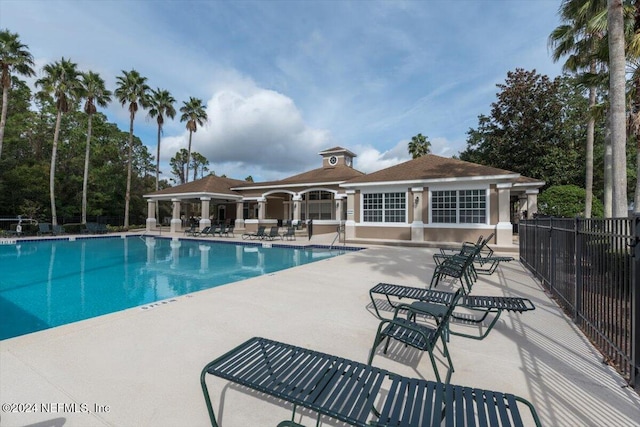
[363,193,383,222]
[384,192,406,223]
[459,190,486,223]
[432,190,457,223]
[431,189,486,224]
[363,193,406,223]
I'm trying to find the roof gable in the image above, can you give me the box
[343,154,519,185]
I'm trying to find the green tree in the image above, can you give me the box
[245,175,254,182]
[170,148,189,184]
[115,69,150,228]
[549,0,607,217]
[460,69,588,188]
[407,133,431,159]
[538,184,604,217]
[0,29,35,160]
[190,151,209,181]
[147,88,176,192]
[78,71,111,224]
[35,57,81,226]
[179,97,207,183]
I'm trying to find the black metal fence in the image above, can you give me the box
[519,216,639,388]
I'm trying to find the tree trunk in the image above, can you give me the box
[585,82,596,218]
[185,131,193,183]
[608,0,629,217]
[0,84,9,160]
[604,109,613,217]
[124,115,134,228]
[82,114,93,224]
[156,124,161,192]
[50,111,62,226]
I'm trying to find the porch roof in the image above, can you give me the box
[144,175,246,201]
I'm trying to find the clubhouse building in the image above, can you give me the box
[144,147,543,246]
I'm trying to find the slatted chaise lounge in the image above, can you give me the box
[436,233,514,275]
[200,336,542,427]
[369,282,536,340]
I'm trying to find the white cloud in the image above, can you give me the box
[160,82,333,181]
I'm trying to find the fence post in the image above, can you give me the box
[549,219,555,291]
[632,214,640,388]
[574,217,581,322]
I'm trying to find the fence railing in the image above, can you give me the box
[519,216,639,388]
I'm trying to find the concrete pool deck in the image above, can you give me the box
[1,233,639,426]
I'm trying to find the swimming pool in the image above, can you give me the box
[0,236,355,340]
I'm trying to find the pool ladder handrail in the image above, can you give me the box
[330,224,345,250]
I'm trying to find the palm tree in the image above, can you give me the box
[79,71,111,224]
[147,88,176,192]
[35,57,81,226]
[179,97,207,183]
[407,133,431,159]
[114,69,150,228]
[0,29,35,160]
[608,0,628,217]
[549,0,607,218]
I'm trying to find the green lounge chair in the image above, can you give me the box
[242,225,266,240]
[201,337,542,427]
[263,226,282,241]
[213,223,227,237]
[369,282,536,340]
[183,224,198,236]
[194,226,212,237]
[368,288,463,384]
[222,225,234,237]
[281,227,296,240]
[430,247,479,293]
[38,223,53,236]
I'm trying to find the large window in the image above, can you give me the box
[431,189,486,224]
[363,192,406,223]
[303,191,333,220]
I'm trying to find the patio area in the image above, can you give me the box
[1,236,639,426]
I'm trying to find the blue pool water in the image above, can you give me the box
[0,236,351,340]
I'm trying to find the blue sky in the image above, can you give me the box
[3,0,564,182]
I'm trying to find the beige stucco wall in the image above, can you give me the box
[356,226,411,240]
[423,228,495,244]
[489,185,498,225]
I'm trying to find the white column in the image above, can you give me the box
[258,197,266,220]
[411,187,424,242]
[146,199,157,231]
[345,190,356,239]
[335,196,345,221]
[293,195,302,225]
[235,200,245,229]
[526,190,539,218]
[170,199,181,233]
[170,238,181,269]
[495,183,512,246]
[200,197,211,229]
[519,196,528,219]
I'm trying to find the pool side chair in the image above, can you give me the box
[242,225,266,240]
[184,224,199,236]
[436,232,513,275]
[264,226,282,241]
[368,288,463,384]
[194,226,212,237]
[53,224,66,235]
[281,227,296,240]
[369,282,536,340]
[38,223,53,236]
[201,337,542,427]
[430,249,479,294]
[223,225,234,237]
[214,223,227,237]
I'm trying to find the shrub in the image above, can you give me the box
[538,185,604,218]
